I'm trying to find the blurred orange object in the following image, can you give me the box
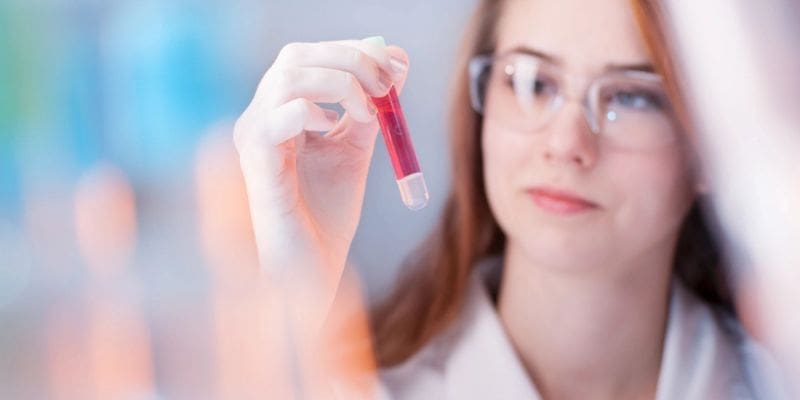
[46,162,155,399]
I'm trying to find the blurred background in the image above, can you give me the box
[0,0,474,397]
[4,0,800,398]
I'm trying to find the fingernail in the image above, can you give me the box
[368,102,378,116]
[390,57,408,74]
[378,72,393,93]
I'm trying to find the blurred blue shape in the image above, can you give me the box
[101,1,233,178]
[60,3,103,171]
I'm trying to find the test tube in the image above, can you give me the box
[363,36,429,211]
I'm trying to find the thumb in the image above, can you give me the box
[384,45,410,95]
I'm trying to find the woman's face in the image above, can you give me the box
[483,0,699,271]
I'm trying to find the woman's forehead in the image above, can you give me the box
[494,0,653,74]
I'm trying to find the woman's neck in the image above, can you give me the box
[497,243,674,400]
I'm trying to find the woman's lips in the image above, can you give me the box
[527,187,599,214]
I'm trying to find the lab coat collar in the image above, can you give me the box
[440,258,750,400]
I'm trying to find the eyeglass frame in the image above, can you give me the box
[467,51,678,145]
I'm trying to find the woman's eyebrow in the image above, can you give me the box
[604,63,656,73]
[506,45,656,74]
[507,45,563,65]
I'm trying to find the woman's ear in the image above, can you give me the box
[688,144,709,195]
[693,159,710,195]
[695,178,709,195]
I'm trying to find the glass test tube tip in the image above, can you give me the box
[397,172,429,210]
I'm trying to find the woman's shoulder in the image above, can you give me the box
[376,333,451,399]
[724,319,793,400]
[377,256,541,399]
[659,279,791,399]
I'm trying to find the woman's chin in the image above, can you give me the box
[510,234,614,274]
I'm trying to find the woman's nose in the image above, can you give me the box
[539,101,599,169]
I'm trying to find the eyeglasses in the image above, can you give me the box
[469,51,679,150]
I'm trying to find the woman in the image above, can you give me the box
[234,0,783,398]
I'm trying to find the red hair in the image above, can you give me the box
[370,0,733,367]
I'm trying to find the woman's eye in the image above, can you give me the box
[610,89,664,110]
[504,74,556,97]
[531,79,553,95]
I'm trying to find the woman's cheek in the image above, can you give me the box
[482,127,532,229]
[611,150,694,235]
[482,132,506,218]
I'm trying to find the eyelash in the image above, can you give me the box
[607,90,665,111]
[502,74,556,96]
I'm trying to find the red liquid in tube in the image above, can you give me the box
[372,87,429,210]
[373,87,420,179]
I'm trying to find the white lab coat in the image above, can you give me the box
[376,257,790,399]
